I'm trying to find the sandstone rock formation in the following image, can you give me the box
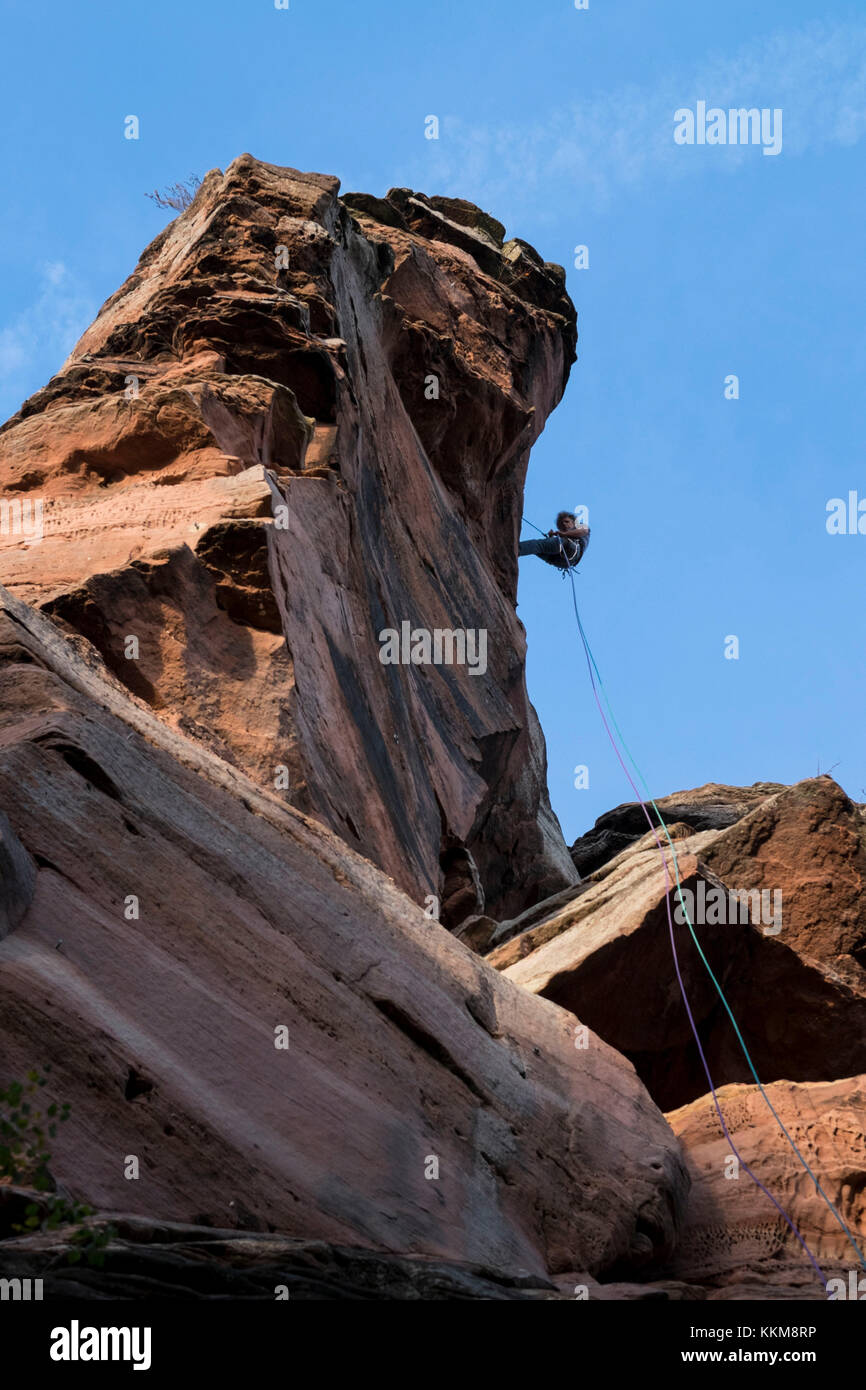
[1,156,863,1302]
[0,587,686,1280]
[0,155,579,922]
[0,1192,564,1300]
[700,776,866,985]
[665,1075,866,1297]
[482,780,866,1295]
[570,781,785,878]
[491,779,866,1110]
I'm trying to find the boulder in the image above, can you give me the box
[701,777,866,984]
[493,803,866,1110]
[570,782,784,878]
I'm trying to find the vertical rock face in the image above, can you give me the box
[0,156,578,920]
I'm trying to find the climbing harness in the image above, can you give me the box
[522,516,584,574]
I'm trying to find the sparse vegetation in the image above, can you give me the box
[0,1069,115,1267]
[0,1067,68,1190]
[145,174,202,212]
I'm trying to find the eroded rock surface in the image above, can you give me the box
[493,779,866,1110]
[0,588,686,1280]
[570,782,784,878]
[0,1195,564,1300]
[665,1075,866,1295]
[700,777,866,984]
[0,156,579,921]
[1,155,862,1302]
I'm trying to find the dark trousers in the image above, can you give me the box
[518,537,579,567]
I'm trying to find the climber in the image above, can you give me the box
[518,512,590,570]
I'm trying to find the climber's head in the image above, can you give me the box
[556,511,576,530]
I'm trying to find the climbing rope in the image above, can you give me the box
[521,514,866,1285]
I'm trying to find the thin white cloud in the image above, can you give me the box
[418,18,866,214]
[0,262,94,385]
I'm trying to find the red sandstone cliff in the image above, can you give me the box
[0,155,578,922]
[0,159,862,1301]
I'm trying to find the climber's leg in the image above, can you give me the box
[518,537,562,559]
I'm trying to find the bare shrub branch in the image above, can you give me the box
[145,175,202,212]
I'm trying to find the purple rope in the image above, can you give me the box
[569,573,828,1288]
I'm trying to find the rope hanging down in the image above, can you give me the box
[521,514,866,1286]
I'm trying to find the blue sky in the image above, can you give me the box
[1,0,864,844]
